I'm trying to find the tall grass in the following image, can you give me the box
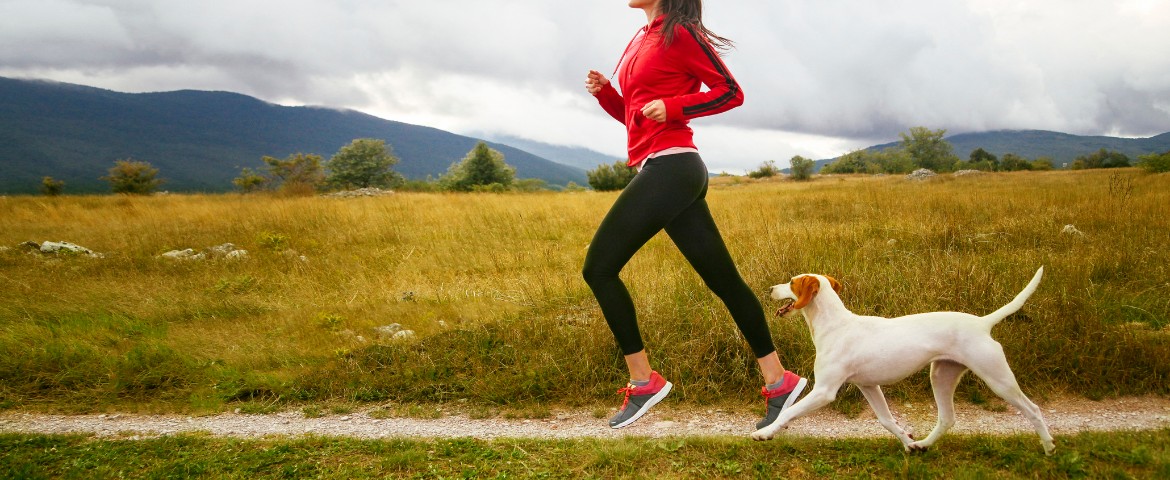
[0,169,1167,412]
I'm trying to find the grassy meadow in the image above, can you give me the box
[0,168,1168,414]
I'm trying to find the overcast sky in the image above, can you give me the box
[2,0,1168,172]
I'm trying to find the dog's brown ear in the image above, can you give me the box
[826,275,843,294]
[791,276,820,309]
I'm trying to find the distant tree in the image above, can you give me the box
[587,161,637,191]
[440,142,516,192]
[1031,157,1055,171]
[326,138,403,190]
[899,127,959,172]
[262,153,325,195]
[1072,149,1131,170]
[789,155,816,181]
[40,176,65,196]
[966,148,999,171]
[514,178,549,192]
[102,159,164,195]
[999,153,1033,171]
[1137,150,1170,173]
[232,167,269,193]
[747,160,781,179]
[823,148,914,174]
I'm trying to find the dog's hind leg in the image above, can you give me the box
[858,385,914,450]
[908,360,968,452]
[966,347,1056,455]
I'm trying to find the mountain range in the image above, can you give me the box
[3,76,1169,194]
[0,77,593,194]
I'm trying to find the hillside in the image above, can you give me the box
[478,133,624,171]
[858,130,1170,168]
[0,77,587,193]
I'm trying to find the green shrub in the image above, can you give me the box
[747,160,780,179]
[1138,150,1170,173]
[102,159,164,195]
[586,161,636,191]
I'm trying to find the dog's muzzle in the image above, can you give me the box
[775,299,795,317]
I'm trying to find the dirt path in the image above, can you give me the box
[2,397,1168,441]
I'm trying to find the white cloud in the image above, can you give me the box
[1,0,1168,171]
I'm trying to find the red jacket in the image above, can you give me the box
[595,15,744,166]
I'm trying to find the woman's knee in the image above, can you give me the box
[581,260,612,287]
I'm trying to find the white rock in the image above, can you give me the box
[39,241,102,258]
[906,168,937,180]
[1061,224,1085,236]
[376,324,404,337]
[226,250,248,259]
[160,249,199,260]
[393,330,415,340]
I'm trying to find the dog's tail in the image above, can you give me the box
[981,266,1044,328]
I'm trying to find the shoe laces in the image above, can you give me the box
[616,384,636,410]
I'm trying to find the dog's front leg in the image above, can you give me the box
[751,380,841,441]
[858,385,915,450]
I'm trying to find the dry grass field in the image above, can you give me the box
[1,168,1167,414]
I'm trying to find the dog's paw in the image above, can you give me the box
[906,441,929,453]
[750,428,777,441]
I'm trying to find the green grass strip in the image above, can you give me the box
[3,429,1168,479]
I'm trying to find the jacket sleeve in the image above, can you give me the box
[594,82,626,125]
[661,25,744,122]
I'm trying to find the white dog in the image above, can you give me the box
[752,267,1054,455]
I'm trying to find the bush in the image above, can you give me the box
[101,159,164,195]
[586,161,637,191]
[747,160,780,179]
[40,176,64,196]
[232,168,268,193]
[1072,149,1130,169]
[441,142,516,192]
[326,138,404,190]
[1138,150,1170,173]
[823,148,913,174]
[999,153,1034,171]
[789,155,816,181]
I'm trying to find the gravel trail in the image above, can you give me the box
[3,397,1169,441]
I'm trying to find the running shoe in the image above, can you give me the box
[756,371,808,430]
[609,371,672,429]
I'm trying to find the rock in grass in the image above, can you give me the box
[906,169,937,180]
[38,241,104,258]
[159,243,248,260]
[160,248,205,260]
[375,324,404,338]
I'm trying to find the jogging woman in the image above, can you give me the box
[582,0,807,431]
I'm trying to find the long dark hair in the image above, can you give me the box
[658,0,733,51]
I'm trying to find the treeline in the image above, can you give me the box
[40,139,579,196]
[232,139,565,195]
[821,126,1167,175]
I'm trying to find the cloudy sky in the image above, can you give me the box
[2,0,1168,173]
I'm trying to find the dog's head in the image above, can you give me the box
[769,274,842,317]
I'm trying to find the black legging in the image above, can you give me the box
[582,152,776,358]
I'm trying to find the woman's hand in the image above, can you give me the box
[640,100,666,123]
[585,70,609,95]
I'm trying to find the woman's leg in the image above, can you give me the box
[663,195,784,381]
[582,155,708,376]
